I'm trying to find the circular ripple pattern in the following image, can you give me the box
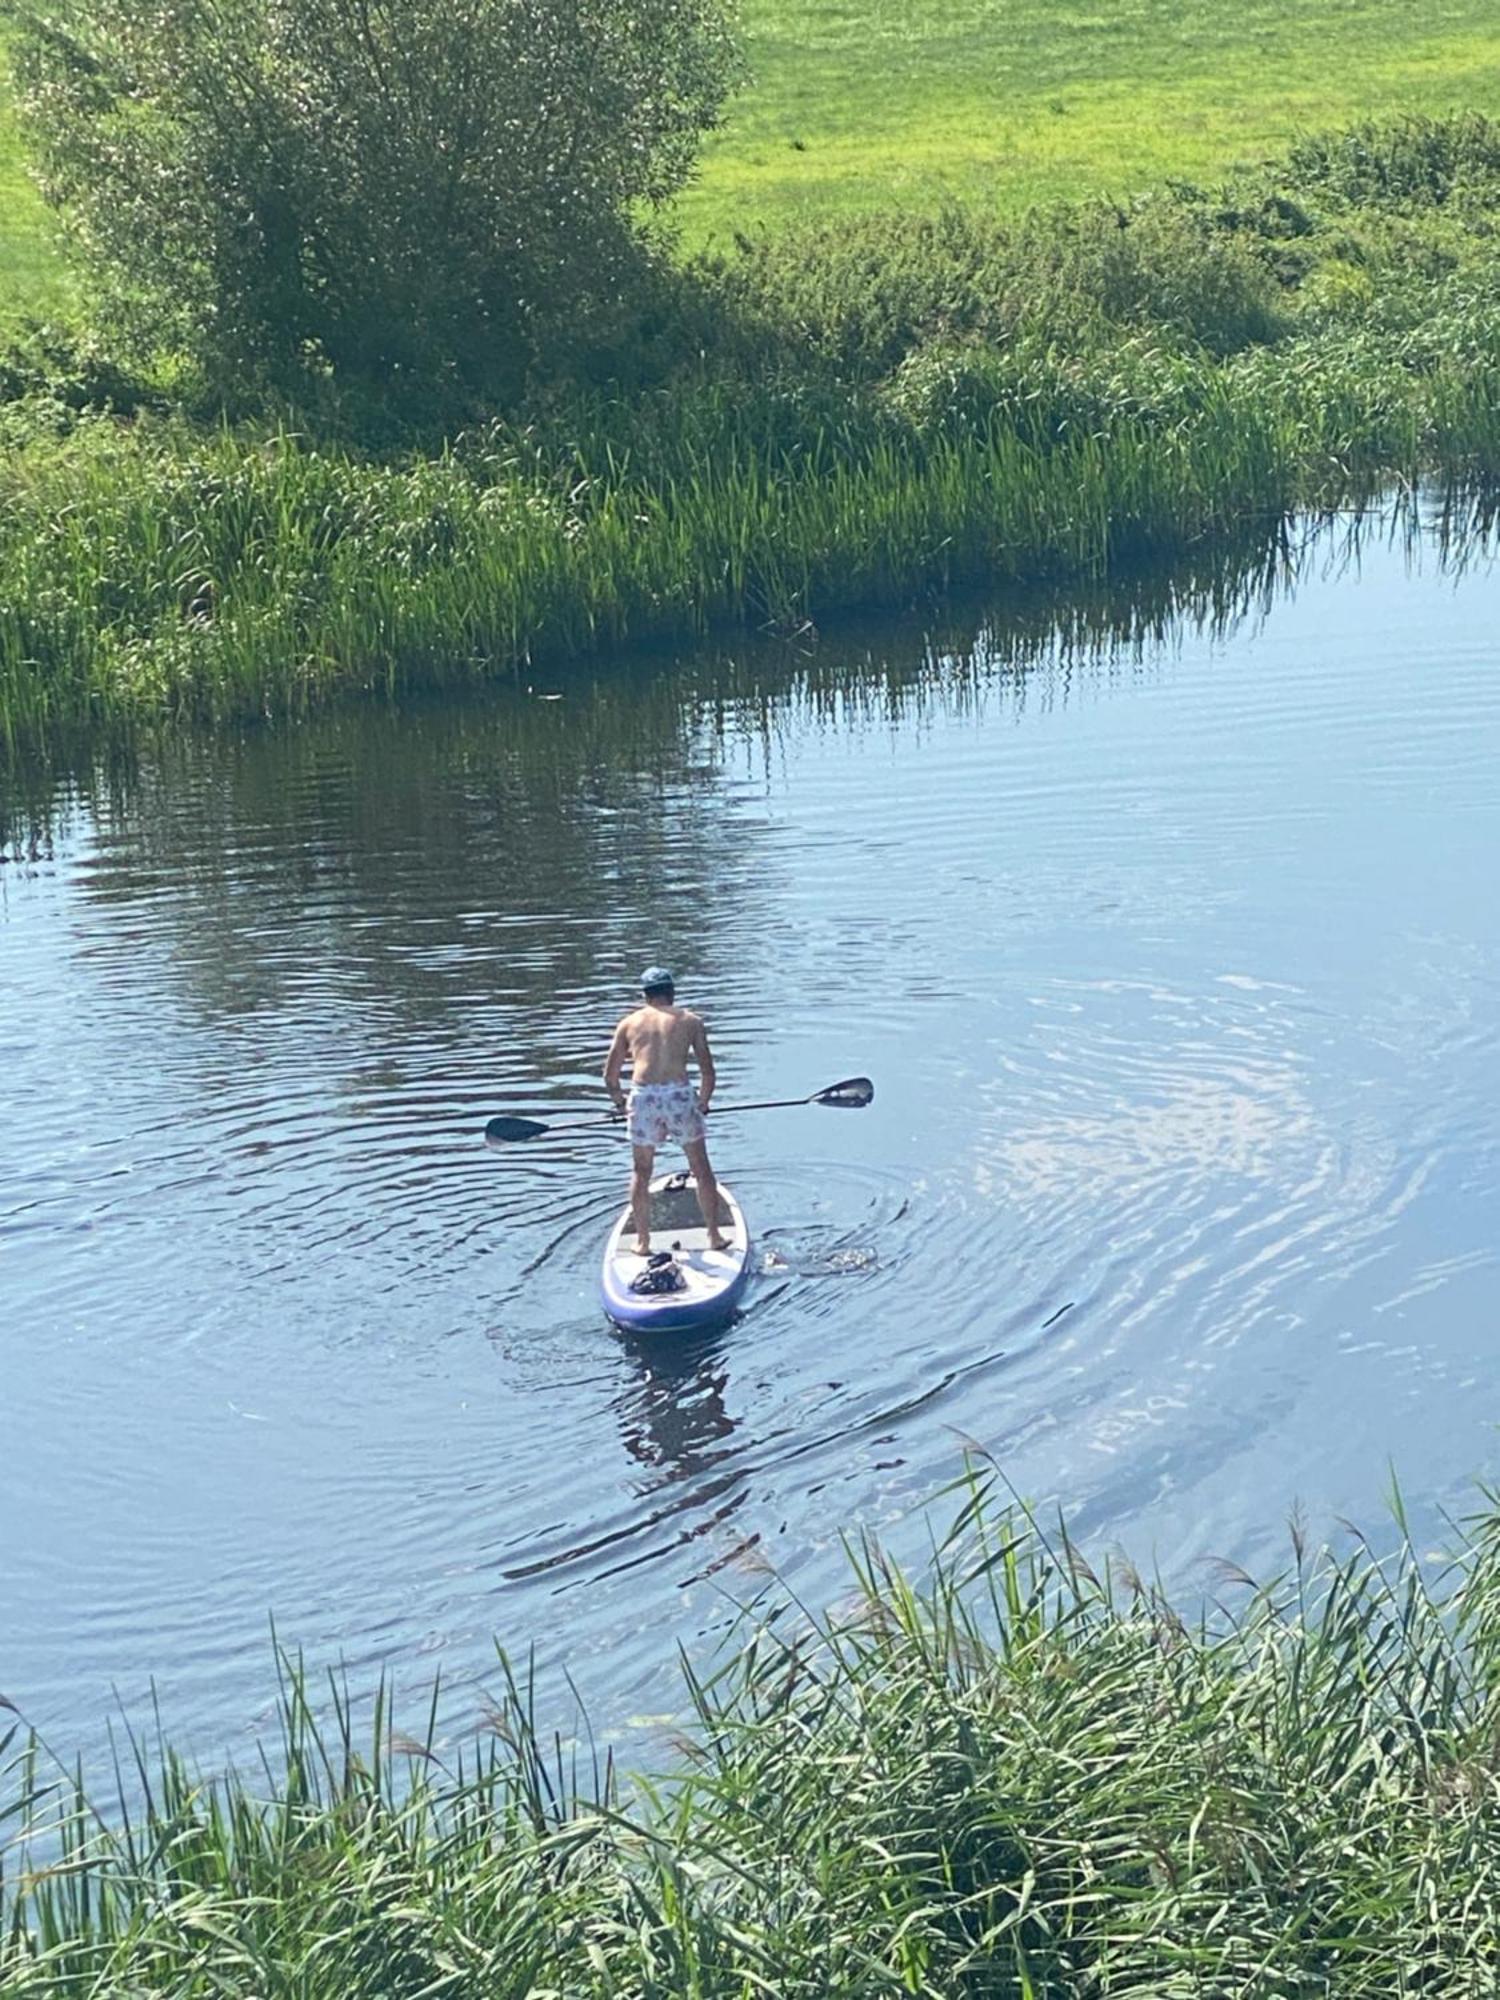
[3,511,1500,1765]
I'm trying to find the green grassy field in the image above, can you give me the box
[681,0,1500,237]
[5,0,1500,306]
[0,37,67,326]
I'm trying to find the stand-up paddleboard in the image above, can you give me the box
[601,1172,751,1333]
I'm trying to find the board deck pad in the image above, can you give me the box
[649,1181,734,1234]
[601,1174,752,1331]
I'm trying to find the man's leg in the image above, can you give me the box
[684,1137,728,1251]
[631,1145,656,1255]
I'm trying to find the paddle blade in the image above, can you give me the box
[485,1114,550,1143]
[813,1076,874,1108]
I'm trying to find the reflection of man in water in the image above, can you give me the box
[604,966,727,1256]
[618,1329,738,1483]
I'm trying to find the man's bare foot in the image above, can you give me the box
[635,1241,651,1258]
[708,1234,729,1252]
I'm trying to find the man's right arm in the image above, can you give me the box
[603,1020,630,1112]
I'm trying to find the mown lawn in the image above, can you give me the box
[679,0,1500,238]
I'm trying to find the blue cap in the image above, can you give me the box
[639,964,674,991]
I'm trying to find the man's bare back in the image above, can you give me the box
[607,1002,710,1091]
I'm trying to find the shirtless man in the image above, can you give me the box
[604,966,728,1256]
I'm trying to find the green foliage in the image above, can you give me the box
[8,1475,1500,1995]
[706,198,1288,379]
[8,0,1500,312]
[1285,111,1500,210]
[5,117,1500,740]
[6,0,739,391]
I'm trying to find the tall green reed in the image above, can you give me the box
[4,338,1492,748]
[7,1471,1500,1997]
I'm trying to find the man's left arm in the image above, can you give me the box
[692,1016,717,1113]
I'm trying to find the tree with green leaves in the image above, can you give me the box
[9,0,739,393]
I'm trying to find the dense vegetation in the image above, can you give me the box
[8,0,737,389]
[6,0,1500,275]
[6,115,1500,740]
[6,1475,1500,1996]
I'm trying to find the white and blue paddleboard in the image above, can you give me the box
[601,1172,751,1333]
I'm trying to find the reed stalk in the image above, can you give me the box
[6,1471,1500,1996]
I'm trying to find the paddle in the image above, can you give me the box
[484,1075,874,1144]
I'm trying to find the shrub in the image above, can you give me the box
[1284,112,1500,210]
[7,0,740,396]
[706,196,1289,385]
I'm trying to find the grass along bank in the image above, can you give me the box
[6,1473,1500,1996]
[8,118,1500,739]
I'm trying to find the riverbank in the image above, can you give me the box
[5,1475,1499,1995]
[6,117,1500,742]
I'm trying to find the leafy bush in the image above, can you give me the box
[705,196,1288,383]
[7,0,740,395]
[1284,112,1500,210]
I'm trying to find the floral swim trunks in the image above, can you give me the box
[627,1080,706,1149]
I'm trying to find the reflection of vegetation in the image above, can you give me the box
[13,675,772,1039]
[9,1474,1500,1993]
[0,492,1479,875]
[0,507,1302,856]
[3,502,1455,1054]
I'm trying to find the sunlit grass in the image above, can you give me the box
[1,350,1497,742]
[6,1470,1500,1995]
[681,0,1500,239]
[6,2,1500,303]
[0,35,70,327]
[11,107,1500,741]
[6,115,1500,742]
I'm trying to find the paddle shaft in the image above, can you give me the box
[486,1076,872,1143]
[511,1093,811,1139]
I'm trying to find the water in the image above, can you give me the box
[3,507,1499,1770]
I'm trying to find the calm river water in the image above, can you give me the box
[3,505,1499,1771]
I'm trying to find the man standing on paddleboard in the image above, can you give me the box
[604,967,729,1257]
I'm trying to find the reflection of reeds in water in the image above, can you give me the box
[0,491,1476,857]
[8,1469,1500,1992]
